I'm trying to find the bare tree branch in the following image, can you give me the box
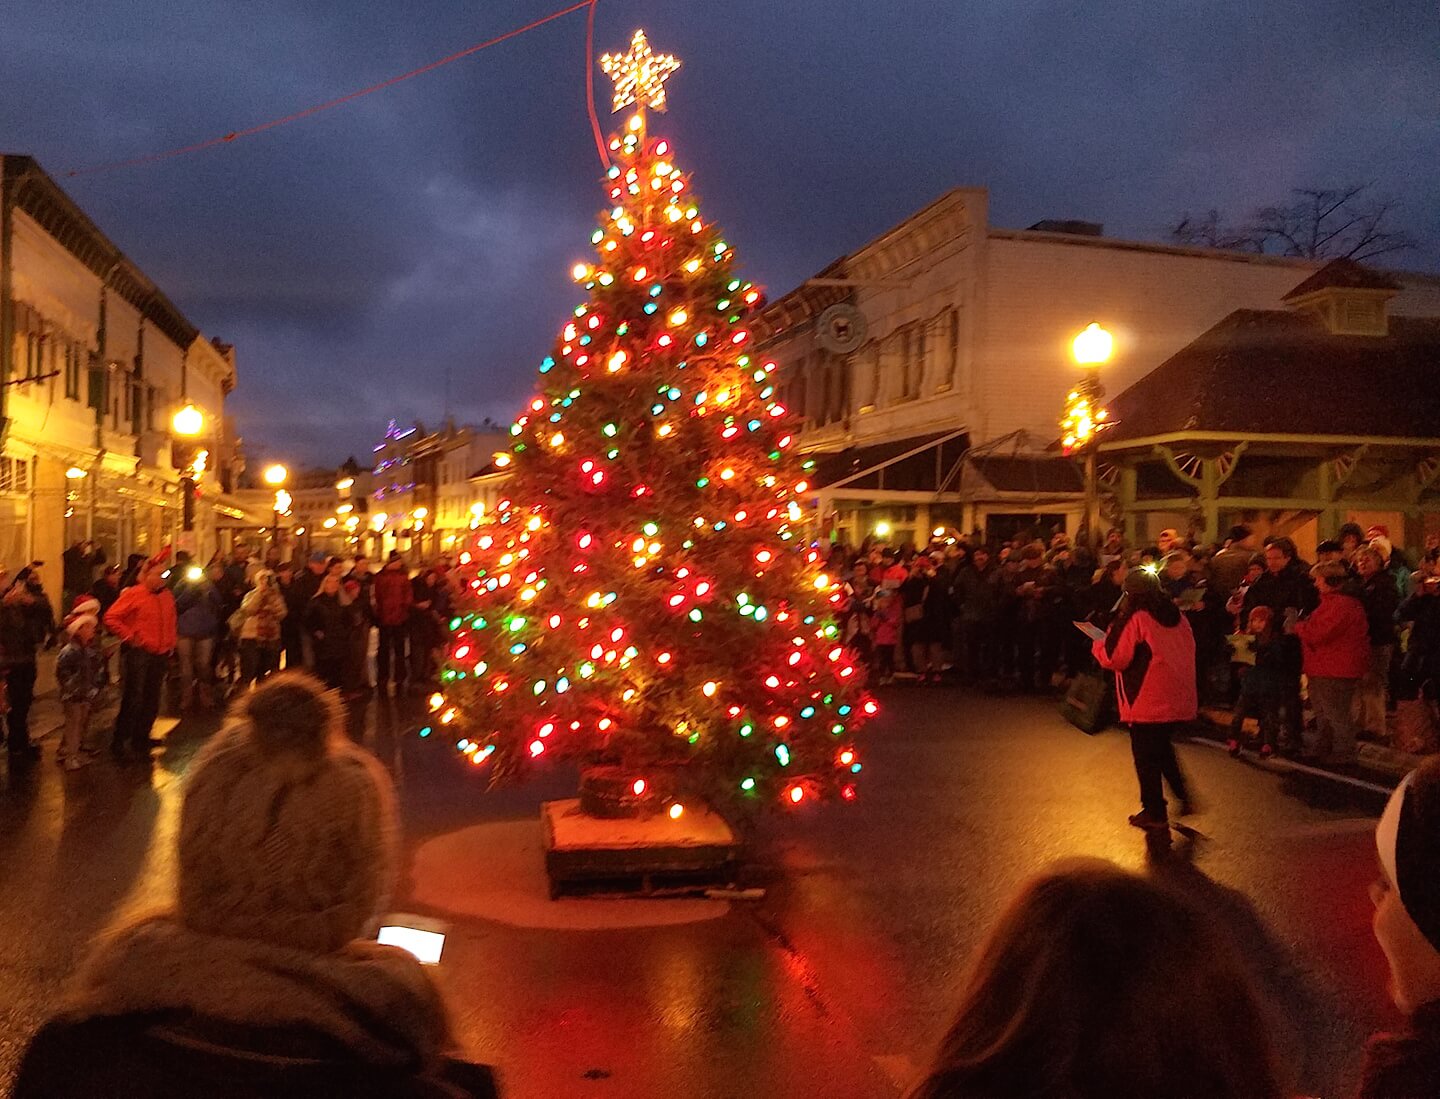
[1167,183,1415,262]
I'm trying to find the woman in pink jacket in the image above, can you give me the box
[1093,570,1198,831]
[1291,561,1370,766]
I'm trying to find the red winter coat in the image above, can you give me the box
[104,584,177,656]
[1292,589,1369,679]
[371,567,414,628]
[871,597,901,646]
[1092,609,1197,724]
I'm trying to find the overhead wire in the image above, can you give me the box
[66,0,600,178]
[585,0,610,168]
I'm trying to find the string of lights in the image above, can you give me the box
[65,0,600,178]
[425,32,875,815]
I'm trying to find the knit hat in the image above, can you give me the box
[177,672,397,954]
[1377,765,1440,955]
[1370,534,1394,564]
[66,614,98,638]
[65,595,101,630]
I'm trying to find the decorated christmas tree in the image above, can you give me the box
[426,29,875,819]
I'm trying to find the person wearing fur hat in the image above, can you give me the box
[12,672,498,1098]
[1359,754,1440,1096]
[104,553,176,760]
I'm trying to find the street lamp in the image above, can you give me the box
[171,403,206,532]
[1061,323,1113,549]
[172,403,204,438]
[1071,322,1113,367]
[265,464,290,550]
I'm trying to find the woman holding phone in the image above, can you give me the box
[1092,569,1199,832]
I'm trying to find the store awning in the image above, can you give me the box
[810,428,970,494]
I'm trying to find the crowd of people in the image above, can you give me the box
[2,540,462,771]
[834,520,1440,770]
[4,527,1440,1095]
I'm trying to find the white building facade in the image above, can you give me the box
[1,154,259,603]
[758,188,1440,547]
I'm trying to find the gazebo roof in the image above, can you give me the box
[1282,257,1402,301]
[1099,308,1440,445]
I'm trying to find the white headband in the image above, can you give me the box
[1377,771,1415,891]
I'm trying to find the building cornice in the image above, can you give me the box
[2,154,198,349]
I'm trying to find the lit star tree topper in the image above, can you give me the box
[427,29,876,819]
[600,28,681,113]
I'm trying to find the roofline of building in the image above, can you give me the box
[760,185,1440,339]
[988,228,1440,285]
[2,153,199,349]
[1098,430,1440,452]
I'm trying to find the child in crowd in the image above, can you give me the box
[1226,556,1266,626]
[55,614,104,770]
[1228,606,1293,759]
[871,588,901,686]
[840,569,874,671]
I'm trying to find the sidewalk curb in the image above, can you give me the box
[1192,707,1408,795]
[1185,731,1397,796]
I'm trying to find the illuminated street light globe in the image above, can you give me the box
[1071,322,1113,366]
[171,403,204,437]
[263,463,288,486]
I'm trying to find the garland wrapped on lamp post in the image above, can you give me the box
[425,29,876,841]
[1061,322,1114,548]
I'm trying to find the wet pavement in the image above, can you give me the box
[0,680,1401,1098]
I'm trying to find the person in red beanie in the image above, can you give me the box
[103,553,176,760]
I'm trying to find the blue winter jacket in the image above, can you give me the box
[174,579,225,640]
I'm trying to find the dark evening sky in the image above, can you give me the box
[4,0,1437,467]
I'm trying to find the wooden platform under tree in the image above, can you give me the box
[541,798,740,899]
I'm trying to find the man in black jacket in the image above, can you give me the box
[1241,538,1316,621]
[1,566,56,763]
[1355,545,1400,739]
[287,552,330,668]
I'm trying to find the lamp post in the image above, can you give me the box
[171,403,206,534]
[264,463,289,551]
[1061,323,1113,549]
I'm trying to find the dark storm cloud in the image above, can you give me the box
[3,0,1436,465]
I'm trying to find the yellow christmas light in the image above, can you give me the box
[600,29,681,114]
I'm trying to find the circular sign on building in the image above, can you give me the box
[816,303,868,355]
